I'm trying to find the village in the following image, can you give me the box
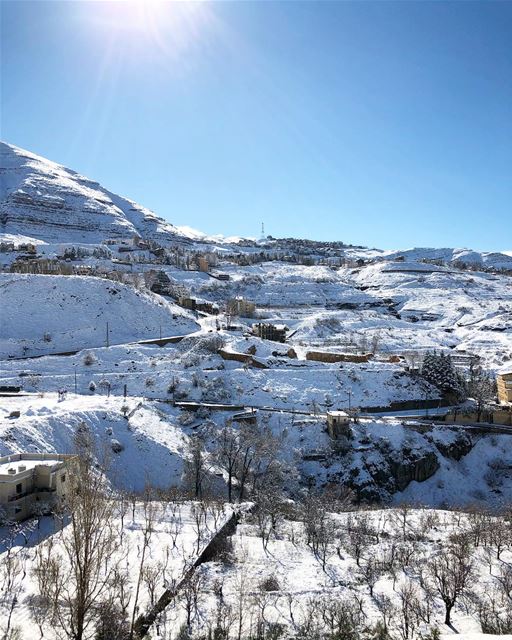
[1,146,512,638]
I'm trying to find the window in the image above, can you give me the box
[15,483,22,494]
[61,474,66,483]
[15,507,22,514]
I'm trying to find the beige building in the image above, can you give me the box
[0,453,76,522]
[228,296,256,318]
[198,256,210,272]
[326,411,351,439]
[498,372,512,404]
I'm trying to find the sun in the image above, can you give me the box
[90,0,211,62]
[96,0,204,36]
[96,0,172,34]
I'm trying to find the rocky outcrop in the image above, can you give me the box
[389,450,440,491]
[434,432,473,461]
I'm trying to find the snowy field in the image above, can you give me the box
[156,507,512,638]
[0,500,236,640]
[2,502,512,638]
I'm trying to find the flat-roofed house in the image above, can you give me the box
[0,453,77,522]
[498,368,512,404]
[326,411,351,439]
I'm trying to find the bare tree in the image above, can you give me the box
[183,435,209,499]
[213,420,242,503]
[32,449,119,640]
[467,365,495,422]
[427,540,474,625]
[129,493,159,639]
[396,580,421,640]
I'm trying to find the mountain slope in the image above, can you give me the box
[0,141,185,244]
[0,273,199,358]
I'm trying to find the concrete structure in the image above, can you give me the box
[326,411,351,439]
[0,453,76,522]
[498,372,512,404]
[178,296,197,311]
[252,322,288,343]
[306,351,372,364]
[146,270,172,295]
[196,301,219,315]
[228,297,256,318]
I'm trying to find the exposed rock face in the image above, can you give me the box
[334,427,471,503]
[389,450,440,491]
[0,142,184,245]
[434,432,473,461]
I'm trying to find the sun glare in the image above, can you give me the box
[94,0,210,56]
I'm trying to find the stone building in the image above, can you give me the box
[326,411,352,439]
[228,297,256,317]
[497,370,512,404]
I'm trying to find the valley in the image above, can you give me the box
[1,141,512,637]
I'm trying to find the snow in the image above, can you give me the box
[0,141,189,245]
[2,139,512,635]
[0,395,193,492]
[0,272,199,358]
[0,456,62,475]
[183,507,512,637]
[0,500,236,640]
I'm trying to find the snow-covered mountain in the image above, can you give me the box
[0,142,189,245]
[2,141,512,266]
[2,139,512,511]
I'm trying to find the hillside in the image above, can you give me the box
[0,273,199,358]
[0,144,512,508]
[0,142,187,244]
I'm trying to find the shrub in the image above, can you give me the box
[83,352,97,366]
[259,575,280,592]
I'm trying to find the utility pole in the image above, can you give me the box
[106,322,110,348]
[159,324,162,340]
[74,369,77,395]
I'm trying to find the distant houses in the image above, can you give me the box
[10,258,73,275]
[197,256,210,272]
[145,270,173,295]
[211,272,230,281]
[228,297,256,318]
[306,351,372,364]
[178,296,219,315]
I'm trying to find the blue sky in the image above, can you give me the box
[1,1,511,250]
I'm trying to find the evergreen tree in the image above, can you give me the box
[421,351,464,400]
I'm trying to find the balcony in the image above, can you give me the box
[8,487,56,502]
